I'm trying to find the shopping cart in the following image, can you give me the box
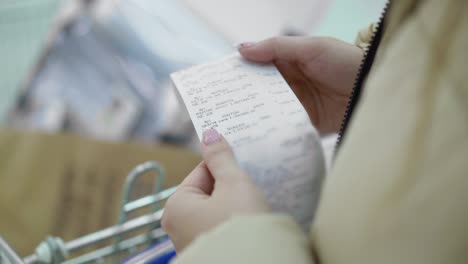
[0,161,176,264]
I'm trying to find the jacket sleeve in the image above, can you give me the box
[354,23,377,51]
[172,214,316,264]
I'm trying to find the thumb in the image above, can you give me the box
[201,128,245,182]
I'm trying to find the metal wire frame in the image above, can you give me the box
[0,161,177,264]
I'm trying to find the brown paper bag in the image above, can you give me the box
[0,129,200,255]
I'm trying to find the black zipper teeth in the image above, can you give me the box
[335,0,390,153]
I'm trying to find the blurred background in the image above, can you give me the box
[0,0,385,260]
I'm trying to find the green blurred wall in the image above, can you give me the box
[0,0,62,122]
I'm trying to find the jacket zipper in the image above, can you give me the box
[335,0,390,153]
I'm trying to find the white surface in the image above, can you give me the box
[182,0,328,42]
[182,0,386,43]
[171,54,325,229]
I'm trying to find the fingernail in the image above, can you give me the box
[203,128,222,145]
[237,42,256,49]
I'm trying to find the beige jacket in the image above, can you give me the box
[174,1,468,263]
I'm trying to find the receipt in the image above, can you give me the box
[171,54,325,230]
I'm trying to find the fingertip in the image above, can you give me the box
[200,129,241,180]
[202,128,223,146]
[236,42,256,49]
[201,130,231,160]
[238,42,273,62]
[201,129,229,159]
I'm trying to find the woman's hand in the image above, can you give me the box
[239,37,363,134]
[162,129,270,252]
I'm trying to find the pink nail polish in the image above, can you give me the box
[203,128,222,145]
[237,42,256,49]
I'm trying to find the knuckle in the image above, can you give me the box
[161,210,171,233]
[161,195,176,233]
[271,37,287,56]
[205,142,232,161]
[161,212,169,231]
[269,36,280,46]
[271,36,288,44]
